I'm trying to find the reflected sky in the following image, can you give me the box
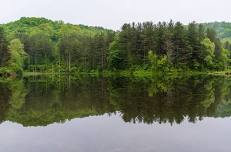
[0,114,231,152]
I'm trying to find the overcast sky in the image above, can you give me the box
[0,0,230,30]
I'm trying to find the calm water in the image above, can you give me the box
[0,75,231,152]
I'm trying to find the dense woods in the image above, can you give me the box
[203,22,231,42]
[1,17,231,76]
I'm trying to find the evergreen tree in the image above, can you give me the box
[141,22,156,64]
[0,27,9,66]
[170,22,191,67]
[187,22,201,69]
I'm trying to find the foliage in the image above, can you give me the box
[200,38,215,69]
[0,27,9,67]
[1,18,231,76]
[148,51,169,73]
[0,76,231,126]
[203,22,231,41]
[8,39,28,73]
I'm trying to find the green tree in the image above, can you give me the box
[207,28,223,60]
[217,48,229,70]
[148,51,168,73]
[187,22,201,69]
[28,30,54,65]
[8,39,28,73]
[148,51,158,73]
[0,27,9,66]
[169,22,191,67]
[58,27,81,72]
[200,38,215,69]
[108,38,127,70]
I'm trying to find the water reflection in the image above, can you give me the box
[0,75,231,126]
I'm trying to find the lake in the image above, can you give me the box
[0,75,231,152]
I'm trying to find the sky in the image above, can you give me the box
[0,0,230,30]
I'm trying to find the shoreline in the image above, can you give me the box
[22,70,231,78]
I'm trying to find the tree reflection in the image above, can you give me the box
[0,75,231,126]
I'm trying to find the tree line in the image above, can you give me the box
[0,17,231,75]
[109,21,230,71]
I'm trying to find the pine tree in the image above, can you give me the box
[187,22,201,69]
[170,22,191,67]
[0,27,9,66]
[141,22,157,65]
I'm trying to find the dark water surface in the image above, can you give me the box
[0,75,231,152]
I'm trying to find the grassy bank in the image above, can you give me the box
[22,68,231,79]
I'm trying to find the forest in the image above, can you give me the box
[1,17,231,77]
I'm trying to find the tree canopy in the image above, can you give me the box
[0,17,231,75]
